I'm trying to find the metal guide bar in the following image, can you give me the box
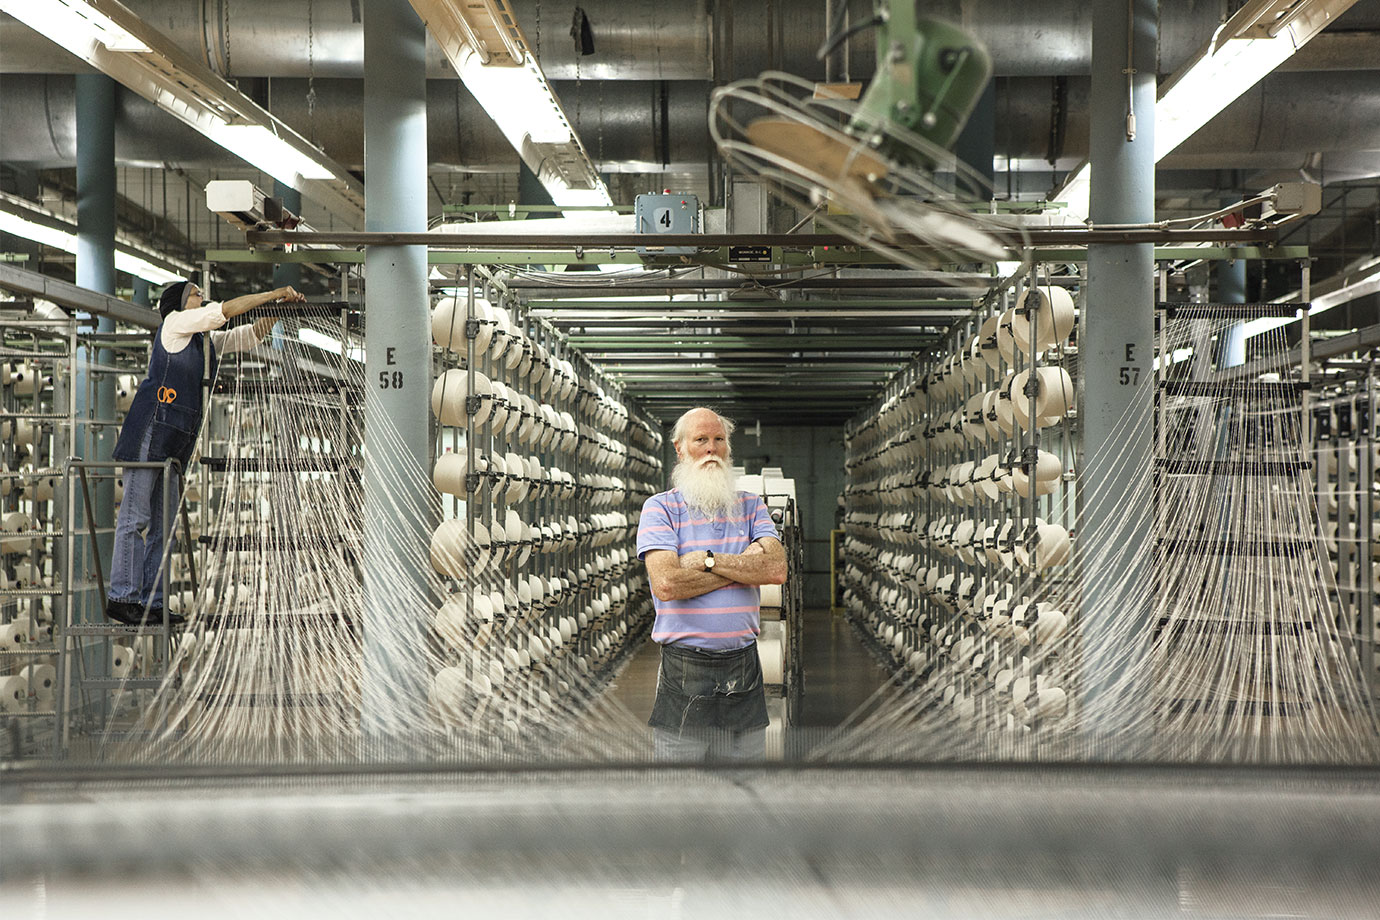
[65,624,178,637]
[198,456,356,472]
[194,693,344,707]
[571,340,934,353]
[1158,380,1307,398]
[1155,617,1316,635]
[197,535,349,551]
[1154,458,1312,475]
[1157,301,1307,318]
[79,679,166,690]
[211,380,358,396]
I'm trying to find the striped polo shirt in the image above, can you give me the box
[636,488,780,651]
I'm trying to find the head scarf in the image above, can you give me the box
[158,281,195,319]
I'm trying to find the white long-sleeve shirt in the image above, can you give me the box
[161,303,273,355]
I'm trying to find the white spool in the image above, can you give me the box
[433,595,468,647]
[760,583,784,608]
[1013,285,1076,352]
[116,373,139,412]
[429,519,484,577]
[995,388,1017,437]
[489,305,514,361]
[951,518,977,561]
[502,392,523,438]
[1009,458,1061,498]
[470,297,497,353]
[504,335,527,371]
[1,510,33,556]
[1012,679,1068,723]
[0,620,30,650]
[1012,366,1075,425]
[110,645,134,679]
[432,451,476,496]
[995,308,1019,364]
[0,675,27,713]
[430,296,465,351]
[504,450,529,503]
[517,395,539,444]
[431,666,469,722]
[488,382,512,431]
[430,369,493,427]
[1030,523,1072,569]
[1033,606,1069,643]
[975,454,1001,501]
[11,363,50,397]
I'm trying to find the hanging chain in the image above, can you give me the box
[306,0,318,143]
[535,0,541,59]
[222,0,233,84]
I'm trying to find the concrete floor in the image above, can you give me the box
[608,606,892,736]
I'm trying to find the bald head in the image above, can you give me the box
[671,407,736,456]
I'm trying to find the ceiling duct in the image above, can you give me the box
[8,0,1330,81]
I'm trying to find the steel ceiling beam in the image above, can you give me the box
[246,228,1281,248]
[551,322,949,334]
[596,356,908,367]
[576,345,930,354]
[509,274,997,292]
[525,298,975,311]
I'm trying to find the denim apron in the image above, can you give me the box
[113,323,218,466]
[648,643,770,733]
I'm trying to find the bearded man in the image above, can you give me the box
[635,407,788,761]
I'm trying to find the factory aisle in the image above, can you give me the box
[608,607,892,732]
[792,606,892,728]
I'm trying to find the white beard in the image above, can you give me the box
[672,456,739,517]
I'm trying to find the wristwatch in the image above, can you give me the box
[703,550,715,571]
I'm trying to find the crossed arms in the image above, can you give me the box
[644,537,787,602]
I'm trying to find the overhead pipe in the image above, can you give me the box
[4,0,1284,80]
[7,72,1380,182]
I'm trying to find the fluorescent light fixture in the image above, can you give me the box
[298,327,365,363]
[410,0,613,212]
[113,251,182,285]
[207,124,337,183]
[1157,0,1358,159]
[455,46,573,147]
[1051,0,1355,224]
[0,0,364,226]
[1053,164,1092,225]
[1151,346,1195,372]
[1,0,149,54]
[1239,256,1380,340]
[1155,31,1295,160]
[0,191,191,285]
[430,214,634,236]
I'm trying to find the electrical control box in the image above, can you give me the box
[634,192,700,255]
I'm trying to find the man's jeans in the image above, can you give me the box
[108,440,180,609]
[653,726,767,762]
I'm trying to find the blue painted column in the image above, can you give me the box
[1216,253,1248,367]
[954,83,996,192]
[76,73,118,617]
[361,0,433,752]
[1080,0,1157,740]
[271,180,304,294]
